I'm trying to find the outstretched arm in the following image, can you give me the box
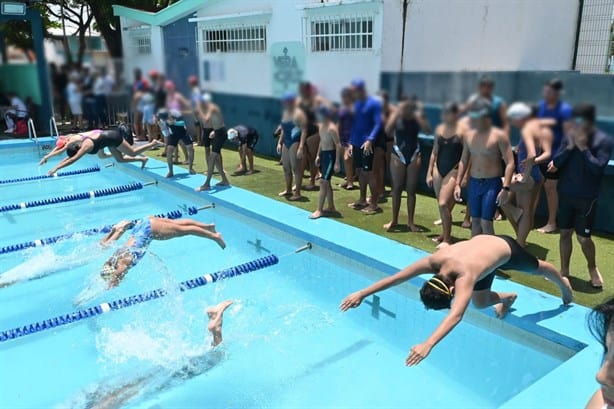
[406,276,474,366]
[47,141,93,175]
[39,144,68,165]
[340,257,433,311]
[100,221,132,246]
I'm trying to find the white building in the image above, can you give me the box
[115,0,581,101]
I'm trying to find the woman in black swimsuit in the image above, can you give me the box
[426,102,464,247]
[383,99,428,232]
[47,128,163,175]
[297,81,325,190]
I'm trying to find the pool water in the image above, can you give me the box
[0,146,576,408]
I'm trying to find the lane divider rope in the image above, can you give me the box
[0,254,279,343]
[0,166,101,185]
[0,181,157,213]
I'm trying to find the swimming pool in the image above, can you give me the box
[0,138,602,408]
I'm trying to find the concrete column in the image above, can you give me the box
[29,8,52,132]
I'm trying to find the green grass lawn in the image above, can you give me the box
[149,145,613,308]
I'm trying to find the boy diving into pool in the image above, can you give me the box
[340,234,573,366]
[99,216,226,288]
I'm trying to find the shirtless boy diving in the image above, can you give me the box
[340,234,573,366]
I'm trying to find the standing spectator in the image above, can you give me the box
[81,66,97,129]
[94,67,114,129]
[464,75,509,136]
[131,68,145,140]
[347,78,382,215]
[132,80,150,142]
[536,78,573,234]
[383,98,428,232]
[501,103,553,247]
[426,102,464,248]
[66,73,83,131]
[338,87,356,190]
[297,81,328,191]
[373,90,397,201]
[454,98,515,236]
[276,92,305,201]
[548,104,613,289]
[186,75,202,146]
[56,65,69,123]
[132,68,144,92]
[3,92,27,134]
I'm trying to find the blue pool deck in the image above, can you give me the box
[3,137,603,408]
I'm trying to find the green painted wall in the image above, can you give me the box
[0,64,41,104]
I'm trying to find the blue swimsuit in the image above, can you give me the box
[127,218,153,266]
[281,119,301,149]
[516,139,543,183]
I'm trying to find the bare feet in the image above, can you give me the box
[189,168,196,175]
[560,276,574,304]
[304,184,317,191]
[288,194,302,201]
[245,170,255,175]
[495,294,517,319]
[461,220,471,229]
[196,184,211,192]
[589,267,604,289]
[383,221,398,231]
[140,157,149,169]
[309,210,323,219]
[166,172,174,178]
[215,181,230,187]
[278,190,291,197]
[207,300,233,347]
[348,201,368,210]
[537,224,557,234]
[436,241,451,250]
[361,206,381,215]
[433,219,442,226]
[212,233,226,249]
[407,224,423,232]
[432,236,443,244]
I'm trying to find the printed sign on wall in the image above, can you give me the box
[271,42,305,97]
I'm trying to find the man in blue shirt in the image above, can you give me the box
[348,79,383,214]
[537,78,573,234]
[548,104,613,289]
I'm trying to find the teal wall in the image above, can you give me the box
[212,88,614,234]
[0,64,41,104]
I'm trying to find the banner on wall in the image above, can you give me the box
[271,42,305,98]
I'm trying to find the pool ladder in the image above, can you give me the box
[27,118,41,157]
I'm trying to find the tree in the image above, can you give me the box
[0,2,58,62]
[45,0,95,67]
[87,0,178,59]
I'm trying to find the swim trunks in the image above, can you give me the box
[473,235,539,291]
[319,149,336,181]
[468,177,502,221]
[557,195,597,237]
[211,127,227,154]
[352,144,374,171]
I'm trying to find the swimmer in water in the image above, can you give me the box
[99,217,225,288]
[340,234,573,366]
[73,300,233,409]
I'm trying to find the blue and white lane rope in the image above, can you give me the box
[0,181,157,213]
[0,254,280,343]
[0,204,215,255]
[0,165,102,185]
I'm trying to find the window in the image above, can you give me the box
[127,26,152,56]
[308,15,373,52]
[200,25,267,53]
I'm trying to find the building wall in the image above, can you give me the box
[194,0,383,101]
[381,0,579,72]
[163,15,199,96]
[119,17,166,87]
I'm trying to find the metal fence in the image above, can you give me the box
[573,0,614,73]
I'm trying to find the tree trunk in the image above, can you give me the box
[77,28,87,67]
[87,2,122,58]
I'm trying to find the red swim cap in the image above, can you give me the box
[56,136,67,149]
[164,80,175,91]
[188,75,198,85]
[148,69,159,78]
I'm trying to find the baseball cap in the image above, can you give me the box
[506,102,532,120]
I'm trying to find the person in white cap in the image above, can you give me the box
[500,102,554,247]
[227,124,259,175]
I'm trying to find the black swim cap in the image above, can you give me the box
[420,275,453,310]
[66,141,81,157]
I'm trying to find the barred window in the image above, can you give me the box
[133,35,151,55]
[308,16,373,52]
[200,25,267,53]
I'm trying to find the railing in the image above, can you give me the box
[49,116,59,139]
